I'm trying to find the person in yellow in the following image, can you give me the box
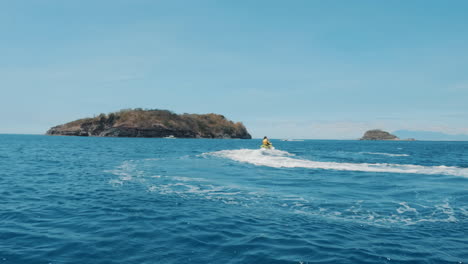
[261,136,273,149]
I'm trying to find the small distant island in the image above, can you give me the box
[360,129,415,141]
[46,108,252,139]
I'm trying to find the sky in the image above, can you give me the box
[1,0,467,139]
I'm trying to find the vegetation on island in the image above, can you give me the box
[47,108,252,139]
[360,129,415,141]
[360,129,398,140]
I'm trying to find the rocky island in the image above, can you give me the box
[46,109,252,139]
[360,129,415,141]
[360,129,398,140]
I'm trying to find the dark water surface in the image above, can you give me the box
[1,135,467,263]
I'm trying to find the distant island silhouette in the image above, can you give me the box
[360,129,415,141]
[394,130,468,141]
[46,108,252,139]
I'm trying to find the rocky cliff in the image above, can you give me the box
[46,109,252,139]
[360,129,399,140]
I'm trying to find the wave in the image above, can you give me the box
[206,149,468,177]
[105,158,464,226]
[361,152,410,157]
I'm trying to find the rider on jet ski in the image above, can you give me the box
[261,136,273,149]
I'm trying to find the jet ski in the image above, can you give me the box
[260,143,273,149]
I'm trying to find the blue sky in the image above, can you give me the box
[1,0,467,139]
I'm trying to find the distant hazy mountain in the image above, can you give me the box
[393,130,468,141]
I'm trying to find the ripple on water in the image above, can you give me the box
[2,136,467,263]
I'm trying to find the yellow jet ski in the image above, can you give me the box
[260,143,273,149]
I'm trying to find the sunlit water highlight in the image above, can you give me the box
[1,135,467,263]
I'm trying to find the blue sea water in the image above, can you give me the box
[0,134,467,264]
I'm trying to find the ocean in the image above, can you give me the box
[0,134,466,263]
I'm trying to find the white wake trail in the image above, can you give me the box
[206,149,468,178]
[361,152,410,157]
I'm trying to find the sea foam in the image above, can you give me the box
[361,152,410,157]
[207,149,468,177]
